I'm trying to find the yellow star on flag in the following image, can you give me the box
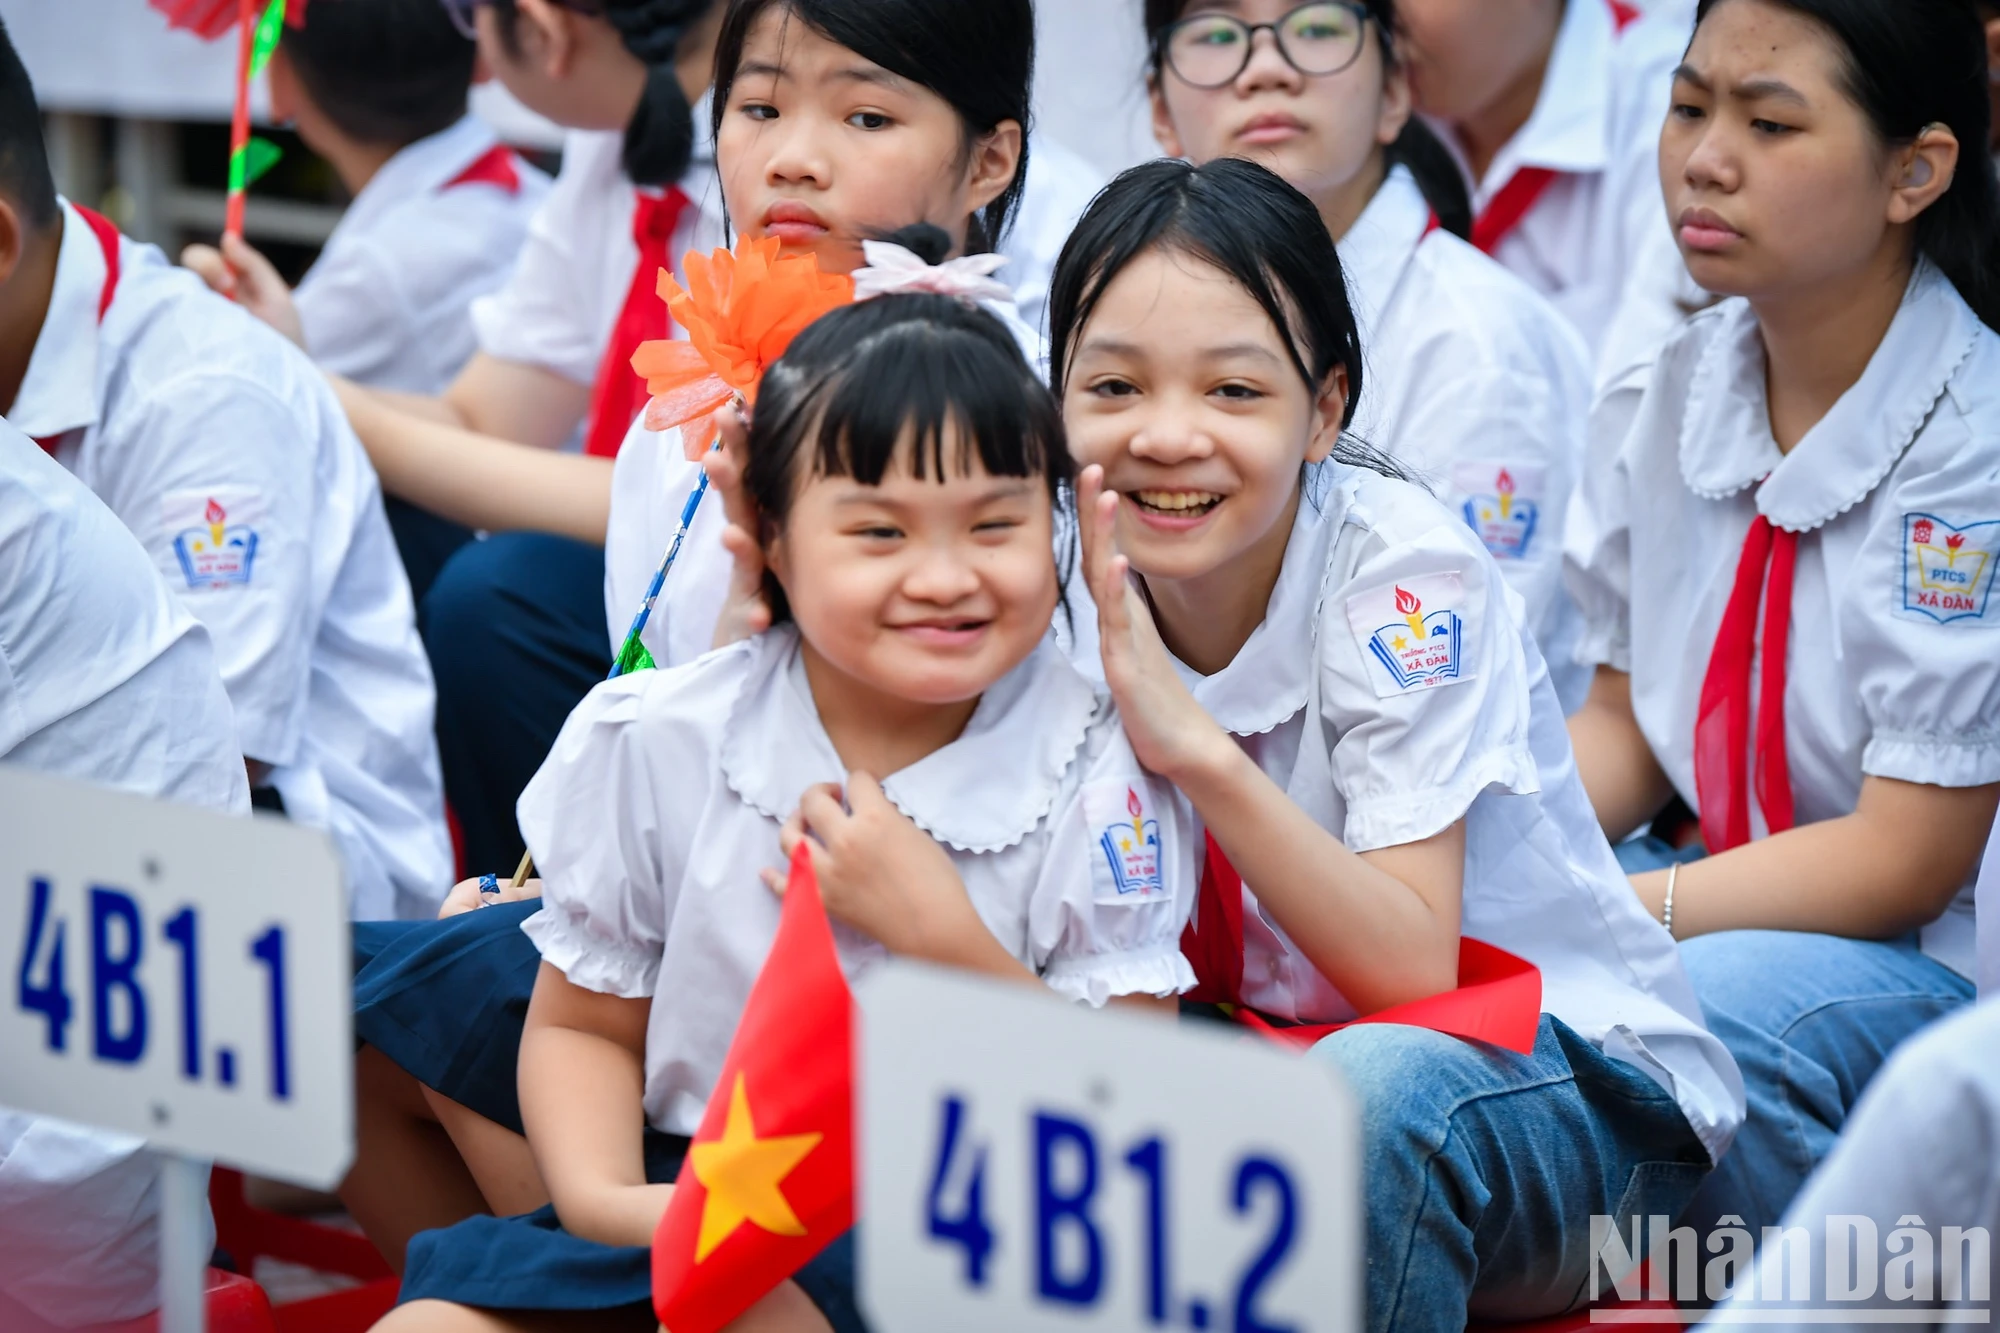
[687,1072,823,1263]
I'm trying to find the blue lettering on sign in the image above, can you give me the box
[1034,1113,1105,1305]
[90,888,147,1065]
[925,1095,996,1286]
[17,877,73,1051]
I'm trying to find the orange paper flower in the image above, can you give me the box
[630,237,855,455]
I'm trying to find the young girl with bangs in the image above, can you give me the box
[339,0,1057,1272]
[1143,0,1598,707]
[375,291,1195,1333]
[1565,0,2000,1240]
[1050,156,1742,1332]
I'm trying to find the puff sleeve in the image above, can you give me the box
[1319,495,1541,851]
[1846,471,2000,790]
[1025,715,1198,1008]
[518,675,676,997]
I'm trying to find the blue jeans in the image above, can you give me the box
[1676,930,1973,1242]
[1310,1016,1711,1332]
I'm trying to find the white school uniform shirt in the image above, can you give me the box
[1565,264,2000,980]
[1428,0,1694,359]
[516,626,1198,1135]
[1062,467,1745,1162]
[1339,165,1596,711]
[11,201,450,921]
[293,115,550,395]
[601,300,1048,666]
[998,135,1106,342]
[1980,817,1999,998]
[1724,997,2000,1323]
[0,429,246,1328]
[468,117,726,392]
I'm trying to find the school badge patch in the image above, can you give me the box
[1346,573,1472,697]
[1901,513,2000,625]
[1084,780,1167,905]
[164,491,260,590]
[1452,462,1543,562]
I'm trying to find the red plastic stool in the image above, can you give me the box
[0,1268,277,1333]
[209,1169,398,1333]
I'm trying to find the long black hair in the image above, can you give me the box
[488,0,715,187]
[1048,156,1408,482]
[1691,0,2000,330]
[745,229,1071,625]
[709,0,1035,252]
[1143,0,1473,240]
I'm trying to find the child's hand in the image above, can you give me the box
[1076,465,1236,783]
[765,775,984,962]
[180,234,306,350]
[695,404,774,650]
[438,874,543,917]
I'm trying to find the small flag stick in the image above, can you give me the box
[224,0,255,246]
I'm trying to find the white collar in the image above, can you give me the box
[1335,165,1430,342]
[719,626,1100,853]
[334,115,503,239]
[1434,0,1616,199]
[1174,485,1344,737]
[9,200,108,441]
[1678,264,1981,532]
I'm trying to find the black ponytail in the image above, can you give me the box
[1692,0,2000,330]
[600,0,715,187]
[1142,0,1472,240]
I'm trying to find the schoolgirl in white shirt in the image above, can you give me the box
[1048,156,1741,1333]
[1564,0,2000,1243]
[377,293,1195,1333]
[0,429,248,1330]
[1143,0,1598,709]
[1395,0,1696,359]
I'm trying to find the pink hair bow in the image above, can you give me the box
[852,242,1014,307]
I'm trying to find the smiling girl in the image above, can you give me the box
[1052,156,1741,1332]
[1564,0,2000,1239]
[1144,0,1598,707]
[375,292,1196,1333]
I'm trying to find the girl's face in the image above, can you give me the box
[1660,0,1957,303]
[1393,0,1558,122]
[718,7,1023,274]
[1061,249,1346,587]
[1150,1,1411,214]
[766,440,1058,707]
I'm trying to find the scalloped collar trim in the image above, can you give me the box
[1174,485,1345,738]
[718,627,1100,854]
[1679,266,1978,532]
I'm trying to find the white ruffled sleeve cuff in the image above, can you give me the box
[1863,731,2000,789]
[520,902,659,999]
[1343,746,1541,853]
[1041,942,1196,1010]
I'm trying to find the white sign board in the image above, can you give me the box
[0,766,352,1188]
[858,964,1362,1333]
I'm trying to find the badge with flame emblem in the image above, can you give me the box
[1085,781,1167,904]
[1901,513,2000,625]
[1345,573,1471,696]
[1452,461,1544,562]
[167,492,260,589]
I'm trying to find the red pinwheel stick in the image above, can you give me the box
[224,0,256,246]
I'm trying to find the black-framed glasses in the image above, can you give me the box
[1160,2,1372,89]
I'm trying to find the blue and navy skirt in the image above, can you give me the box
[352,899,543,1132]
[398,1128,866,1330]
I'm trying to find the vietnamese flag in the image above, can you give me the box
[653,845,854,1333]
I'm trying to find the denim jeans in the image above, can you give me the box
[1676,930,1973,1243]
[1309,1016,1712,1332]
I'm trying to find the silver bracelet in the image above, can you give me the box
[1662,861,1679,939]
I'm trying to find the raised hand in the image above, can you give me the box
[181,233,305,350]
[1075,464,1235,783]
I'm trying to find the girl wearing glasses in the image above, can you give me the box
[1394,0,1697,363]
[1147,0,1599,709]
